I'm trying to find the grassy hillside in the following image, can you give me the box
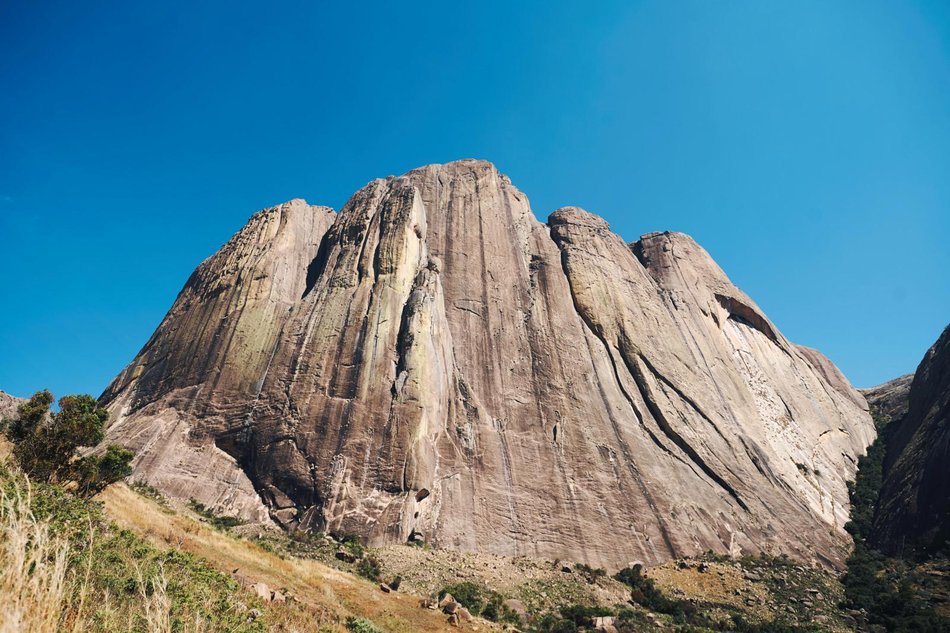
[0,449,462,632]
[0,461,273,632]
[96,482,465,632]
[1,446,860,633]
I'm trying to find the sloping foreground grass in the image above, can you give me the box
[0,457,461,633]
[0,459,277,632]
[96,483,465,632]
[0,473,71,632]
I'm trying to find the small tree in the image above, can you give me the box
[5,390,132,495]
[76,444,134,496]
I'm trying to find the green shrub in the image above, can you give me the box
[841,410,950,631]
[356,554,382,582]
[439,581,485,612]
[188,499,244,529]
[614,565,678,613]
[532,612,581,633]
[573,562,607,580]
[527,604,613,633]
[339,534,365,558]
[844,413,890,543]
[437,582,519,623]
[5,390,132,495]
[615,607,651,631]
[345,617,383,633]
[729,614,819,632]
[559,604,613,625]
[129,479,162,499]
[77,444,134,495]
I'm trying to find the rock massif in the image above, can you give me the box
[872,324,950,557]
[101,160,874,569]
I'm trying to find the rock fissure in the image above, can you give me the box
[625,352,750,512]
[551,235,680,558]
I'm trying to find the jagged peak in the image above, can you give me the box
[631,230,708,265]
[638,229,691,241]
[401,158,517,192]
[267,198,335,215]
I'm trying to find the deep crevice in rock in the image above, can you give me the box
[549,232,678,557]
[625,352,750,513]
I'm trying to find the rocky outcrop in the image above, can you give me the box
[101,160,874,569]
[861,374,913,425]
[0,391,22,422]
[873,325,950,557]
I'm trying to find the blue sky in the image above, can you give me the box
[1,0,948,398]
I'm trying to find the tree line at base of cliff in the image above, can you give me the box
[842,410,950,632]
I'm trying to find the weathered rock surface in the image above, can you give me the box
[861,374,914,425]
[100,200,335,520]
[101,160,874,569]
[0,390,22,422]
[873,324,950,557]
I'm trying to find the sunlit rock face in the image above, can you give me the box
[0,391,22,422]
[100,199,336,522]
[101,160,873,569]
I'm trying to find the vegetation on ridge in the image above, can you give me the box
[0,392,272,632]
[5,390,132,496]
[1,392,351,632]
[841,411,950,632]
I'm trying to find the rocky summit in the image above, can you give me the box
[99,160,874,569]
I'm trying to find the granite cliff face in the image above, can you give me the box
[101,160,874,569]
[101,199,335,521]
[872,325,950,557]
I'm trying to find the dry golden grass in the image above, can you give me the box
[0,479,74,633]
[1,461,281,633]
[647,560,773,622]
[0,468,465,632]
[98,483,476,632]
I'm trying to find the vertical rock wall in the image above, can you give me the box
[101,160,874,569]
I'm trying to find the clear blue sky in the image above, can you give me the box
[1,1,948,399]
